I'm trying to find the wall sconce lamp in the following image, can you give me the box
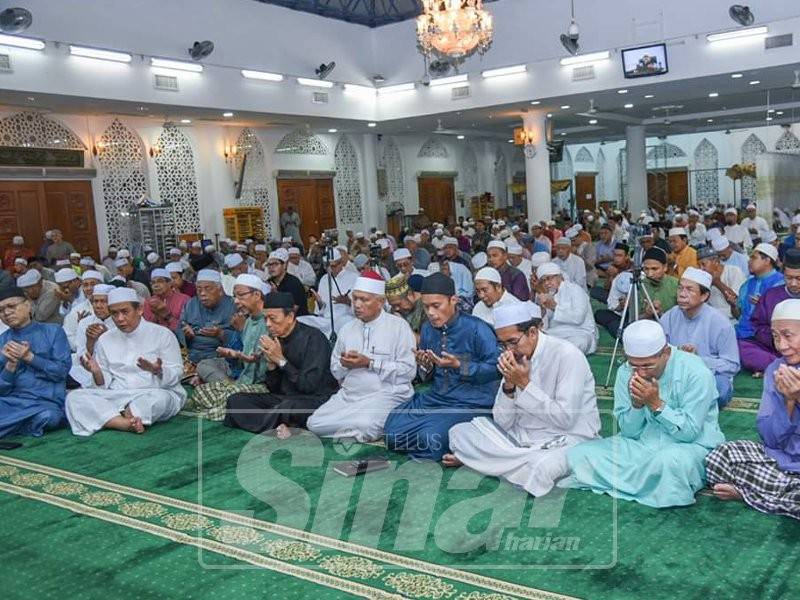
[224,144,238,164]
[149,143,162,158]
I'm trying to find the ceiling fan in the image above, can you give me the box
[575,99,642,124]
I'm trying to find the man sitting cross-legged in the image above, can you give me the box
[224,292,339,437]
[384,273,501,461]
[566,320,725,508]
[65,287,186,435]
[308,272,416,442]
[68,284,117,388]
[706,298,800,520]
[142,268,190,331]
[0,287,71,438]
[189,274,269,420]
[661,267,740,408]
[444,303,600,497]
[535,262,598,355]
[177,269,242,384]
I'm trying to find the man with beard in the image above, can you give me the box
[385,274,427,339]
[266,248,308,316]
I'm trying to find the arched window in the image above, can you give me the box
[693,138,719,204]
[334,136,363,225]
[741,133,766,201]
[234,128,273,237]
[418,137,448,158]
[154,124,200,233]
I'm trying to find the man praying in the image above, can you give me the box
[445,303,601,497]
[142,268,190,331]
[385,274,427,338]
[266,248,308,316]
[471,267,521,326]
[535,262,597,354]
[69,284,116,388]
[487,240,529,301]
[298,248,358,338]
[308,273,416,442]
[17,269,62,324]
[65,287,186,435]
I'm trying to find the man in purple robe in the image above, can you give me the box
[487,240,530,301]
[739,249,800,375]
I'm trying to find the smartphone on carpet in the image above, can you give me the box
[333,455,391,477]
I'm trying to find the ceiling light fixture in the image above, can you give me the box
[546,113,553,118]
[588,119,598,124]
[706,26,768,43]
[748,80,760,85]
[559,50,610,66]
[707,118,714,123]
[297,77,334,88]
[223,112,234,118]
[507,139,514,143]
[180,119,191,124]
[617,89,628,94]
[150,57,203,73]
[241,69,283,82]
[377,82,416,95]
[530,100,541,105]
[766,116,773,121]
[69,45,132,63]
[560,105,571,109]
[624,103,634,108]
[428,73,469,87]
[776,111,784,115]
[0,32,44,50]
[731,73,743,78]
[708,92,719,98]
[343,83,376,95]
[367,122,377,127]
[416,0,494,67]
[457,135,465,140]
[481,64,526,78]
[328,128,338,133]
[644,94,655,98]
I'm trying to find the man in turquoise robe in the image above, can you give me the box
[566,319,725,508]
[0,287,71,438]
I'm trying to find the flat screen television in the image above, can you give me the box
[548,140,564,163]
[621,43,668,79]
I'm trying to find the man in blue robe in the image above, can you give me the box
[384,273,501,461]
[0,287,71,438]
[736,243,784,341]
[566,319,725,508]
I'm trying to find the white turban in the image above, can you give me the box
[475,267,502,284]
[353,275,385,296]
[107,287,139,305]
[623,320,667,358]
[55,268,78,283]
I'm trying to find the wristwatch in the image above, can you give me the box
[277,358,287,369]
[652,402,665,417]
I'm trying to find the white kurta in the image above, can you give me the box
[62,298,92,351]
[287,259,317,287]
[688,223,707,247]
[65,319,186,436]
[297,268,359,337]
[307,311,416,441]
[449,333,601,496]
[471,291,521,326]
[740,216,770,240]
[724,224,753,251]
[708,264,747,322]
[68,311,117,388]
[553,253,587,289]
[544,280,598,354]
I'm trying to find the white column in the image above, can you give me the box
[625,125,647,215]
[361,133,383,231]
[522,111,551,222]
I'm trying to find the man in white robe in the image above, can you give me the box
[472,267,521,326]
[65,287,186,435]
[740,203,770,242]
[68,283,117,388]
[445,303,601,496]
[62,270,102,351]
[298,248,359,338]
[286,247,317,287]
[535,262,598,354]
[552,237,587,290]
[307,273,416,442]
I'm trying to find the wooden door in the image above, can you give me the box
[0,181,46,254]
[648,170,688,211]
[43,180,99,258]
[277,178,336,243]
[667,170,689,209]
[574,174,596,212]
[418,177,455,225]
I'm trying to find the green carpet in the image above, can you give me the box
[0,349,796,599]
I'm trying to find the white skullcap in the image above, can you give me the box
[12,235,23,244]
[168,248,181,256]
[204,244,216,252]
[443,237,459,246]
[117,249,130,258]
[108,287,139,305]
[498,220,506,227]
[224,253,244,269]
[555,236,572,246]
[281,237,292,243]
[179,241,188,248]
[475,267,502,284]
[376,229,385,236]
[688,209,700,217]
[537,262,562,278]
[269,248,289,263]
[335,245,348,254]
[499,230,512,240]
[150,268,171,281]
[511,225,520,232]
[196,269,221,284]
[288,247,300,256]
[356,232,365,238]
[761,230,778,243]
[753,242,778,263]
[487,240,506,251]
[614,271,633,295]
[530,252,551,268]
[434,228,444,236]
[143,245,153,253]
[471,252,488,270]
[14,257,27,265]
[421,229,430,235]
[353,275,385,296]
[79,257,94,266]
[623,319,667,358]
[724,207,738,215]
[191,241,202,248]
[406,234,421,244]
[91,284,114,297]
[234,273,263,291]
[772,299,800,322]
[236,244,247,252]
[506,244,523,256]
[245,238,254,244]
[55,268,78,283]
[681,267,712,290]
[393,248,411,261]
[260,281,271,296]
[494,302,542,330]
[17,269,41,287]
[710,236,730,252]
[329,248,343,261]
[56,259,71,267]
[792,214,800,226]
[108,245,118,251]
[565,227,579,239]
[706,228,723,241]
[254,244,267,253]
[376,239,390,250]
[165,262,184,274]
[146,252,159,264]
[113,258,129,268]
[81,270,102,282]
[668,227,687,237]
[70,252,81,258]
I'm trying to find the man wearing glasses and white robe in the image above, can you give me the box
[444,303,601,497]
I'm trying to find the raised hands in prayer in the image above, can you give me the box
[259,335,285,365]
[137,356,163,377]
[535,293,557,311]
[76,309,91,322]
[774,364,800,410]
[414,349,461,370]
[679,344,696,354]
[181,323,195,340]
[198,325,224,339]
[414,349,434,370]
[54,287,73,302]
[629,372,662,411]
[339,350,370,369]
[2,341,31,367]
[230,311,246,332]
[148,296,169,318]
[216,346,260,363]
[497,350,530,390]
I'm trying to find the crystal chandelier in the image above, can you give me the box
[416,0,494,66]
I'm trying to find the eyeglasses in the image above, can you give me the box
[266,262,282,267]
[0,300,27,313]
[499,334,525,350]
[233,290,257,299]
